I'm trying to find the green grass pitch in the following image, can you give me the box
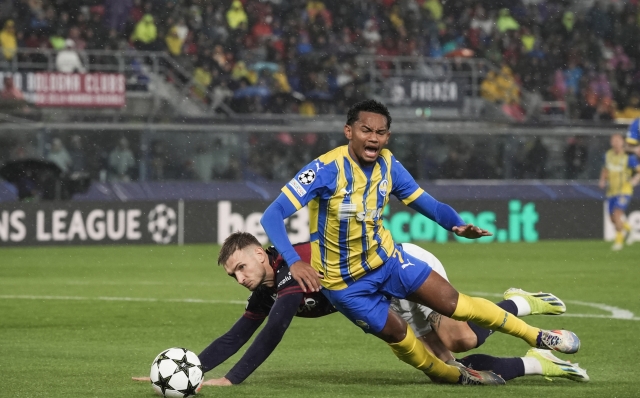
[1,241,638,397]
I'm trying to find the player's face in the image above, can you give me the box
[223,246,274,291]
[611,134,624,152]
[344,111,391,167]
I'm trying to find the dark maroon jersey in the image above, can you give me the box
[244,242,336,319]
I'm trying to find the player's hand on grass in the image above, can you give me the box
[290,260,322,292]
[201,377,233,386]
[131,377,150,382]
[452,224,492,239]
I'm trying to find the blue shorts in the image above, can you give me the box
[321,244,432,334]
[608,196,631,215]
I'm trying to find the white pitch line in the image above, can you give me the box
[470,291,640,321]
[2,293,640,321]
[0,295,246,305]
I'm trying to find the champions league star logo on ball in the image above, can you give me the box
[148,204,177,244]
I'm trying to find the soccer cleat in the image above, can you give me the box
[503,288,566,315]
[457,366,506,386]
[612,242,624,251]
[525,348,590,382]
[536,330,580,354]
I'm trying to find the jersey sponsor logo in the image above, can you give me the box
[378,179,389,196]
[298,169,316,185]
[338,203,357,220]
[288,179,307,197]
[277,273,292,288]
[355,207,383,222]
[606,163,625,172]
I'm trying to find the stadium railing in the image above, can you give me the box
[2,48,235,117]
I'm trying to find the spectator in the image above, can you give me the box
[49,30,67,50]
[226,1,248,31]
[0,19,17,61]
[480,71,500,102]
[108,138,136,182]
[148,140,167,181]
[104,0,133,33]
[68,135,86,173]
[130,14,158,51]
[422,0,443,22]
[496,8,519,33]
[47,138,72,174]
[165,26,183,57]
[0,76,24,101]
[470,6,493,37]
[440,148,467,179]
[56,39,86,73]
[192,64,212,101]
[564,136,588,179]
[192,143,215,182]
[521,137,548,179]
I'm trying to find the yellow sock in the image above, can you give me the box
[451,293,540,346]
[388,325,460,383]
[624,222,631,232]
[615,231,624,245]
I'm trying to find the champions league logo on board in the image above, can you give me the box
[148,204,177,244]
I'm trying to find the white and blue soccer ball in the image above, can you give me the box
[149,347,204,397]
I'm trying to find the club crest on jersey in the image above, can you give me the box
[298,169,316,185]
[378,179,389,196]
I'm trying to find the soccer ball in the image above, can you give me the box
[149,347,204,397]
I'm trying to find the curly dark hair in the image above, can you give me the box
[346,99,392,129]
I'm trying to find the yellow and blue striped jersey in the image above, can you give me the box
[603,149,640,197]
[281,145,424,290]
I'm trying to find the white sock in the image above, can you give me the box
[509,296,531,316]
[522,357,543,375]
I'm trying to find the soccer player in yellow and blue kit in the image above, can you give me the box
[625,117,640,156]
[260,99,581,386]
[599,133,640,250]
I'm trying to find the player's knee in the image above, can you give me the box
[448,335,477,353]
[439,325,477,353]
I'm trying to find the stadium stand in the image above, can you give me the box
[0,0,636,187]
[2,0,640,120]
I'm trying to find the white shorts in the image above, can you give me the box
[389,243,449,337]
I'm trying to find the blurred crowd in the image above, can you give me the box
[0,129,604,184]
[2,0,640,119]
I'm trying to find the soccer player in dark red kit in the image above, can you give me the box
[134,232,588,387]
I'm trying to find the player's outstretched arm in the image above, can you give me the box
[201,377,232,386]
[261,195,321,292]
[452,224,492,239]
[407,192,492,239]
[198,315,265,373]
[222,293,303,385]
